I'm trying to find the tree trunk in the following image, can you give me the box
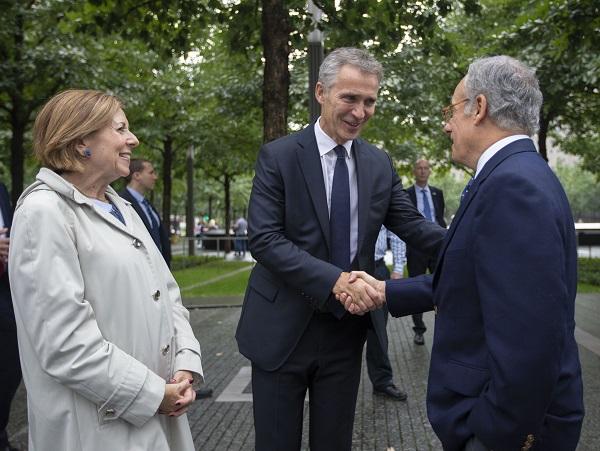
[261,0,291,143]
[537,112,550,162]
[9,108,26,206]
[162,135,173,235]
[9,9,26,205]
[186,144,195,256]
[223,173,232,253]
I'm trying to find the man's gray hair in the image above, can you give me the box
[318,47,383,90]
[464,56,543,136]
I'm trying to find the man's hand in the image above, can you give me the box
[332,272,385,315]
[0,227,9,263]
[338,271,386,315]
[159,371,196,417]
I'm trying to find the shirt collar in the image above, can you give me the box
[475,134,531,178]
[314,117,352,157]
[126,186,146,203]
[414,184,430,192]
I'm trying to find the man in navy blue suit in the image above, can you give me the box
[0,181,21,451]
[236,47,445,450]
[405,159,446,345]
[344,56,584,451]
[120,159,171,267]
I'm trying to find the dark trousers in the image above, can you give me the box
[251,312,368,451]
[0,302,21,446]
[407,250,437,334]
[365,259,393,388]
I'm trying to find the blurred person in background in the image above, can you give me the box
[0,181,20,451]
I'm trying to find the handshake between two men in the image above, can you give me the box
[333,271,386,315]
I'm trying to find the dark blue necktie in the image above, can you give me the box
[109,203,126,225]
[142,198,162,251]
[330,145,351,271]
[328,145,351,319]
[460,177,475,203]
[421,188,433,222]
[143,199,158,231]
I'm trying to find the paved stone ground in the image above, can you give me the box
[7,294,600,450]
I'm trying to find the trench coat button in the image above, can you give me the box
[105,408,115,416]
[133,239,142,248]
[161,344,170,355]
[153,290,160,301]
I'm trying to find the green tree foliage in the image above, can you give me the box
[555,163,600,222]
[442,0,600,166]
[0,0,90,201]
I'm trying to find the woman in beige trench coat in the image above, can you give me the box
[8,90,203,451]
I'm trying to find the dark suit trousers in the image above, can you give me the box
[0,291,21,442]
[251,311,368,451]
[365,259,393,389]
[407,250,437,334]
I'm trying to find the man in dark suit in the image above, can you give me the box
[346,56,584,451]
[405,158,446,345]
[0,181,21,451]
[236,47,445,450]
[120,159,171,267]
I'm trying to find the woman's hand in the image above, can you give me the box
[158,371,196,417]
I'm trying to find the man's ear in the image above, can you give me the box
[315,82,325,106]
[473,94,488,126]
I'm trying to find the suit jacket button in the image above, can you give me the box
[161,344,170,355]
[153,290,161,301]
[105,408,115,416]
[133,239,142,248]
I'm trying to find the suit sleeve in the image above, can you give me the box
[386,274,434,317]
[9,197,165,427]
[248,145,342,305]
[467,173,570,447]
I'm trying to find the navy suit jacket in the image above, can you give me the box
[386,139,584,451]
[406,184,446,268]
[406,184,446,228]
[0,182,13,321]
[119,188,171,267]
[235,125,446,371]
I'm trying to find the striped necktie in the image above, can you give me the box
[109,203,126,225]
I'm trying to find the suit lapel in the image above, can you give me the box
[121,189,152,232]
[354,139,372,255]
[407,185,417,207]
[296,126,331,250]
[433,139,537,287]
[0,184,12,229]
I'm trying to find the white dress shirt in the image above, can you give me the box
[315,118,359,263]
[475,135,531,179]
[414,184,437,223]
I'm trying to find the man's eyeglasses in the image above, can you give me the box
[441,98,469,123]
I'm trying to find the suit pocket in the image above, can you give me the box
[249,266,280,303]
[444,359,490,397]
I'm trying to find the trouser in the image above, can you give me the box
[365,258,394,388]
[251,312,369,451]
[407,250,437,334]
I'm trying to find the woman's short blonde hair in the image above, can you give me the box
[33,90,123,172]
